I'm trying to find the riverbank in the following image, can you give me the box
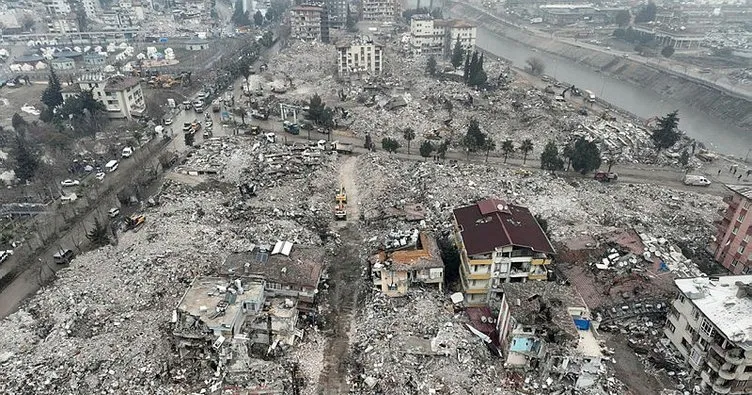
[450,2,752,133]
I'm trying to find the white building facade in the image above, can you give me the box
[409,15,476,56]
[664,275,752,395]
[63,74,145,119]
[336,39,383,75]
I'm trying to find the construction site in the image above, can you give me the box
[0,6,751,395]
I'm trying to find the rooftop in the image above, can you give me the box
[51,57,74,63]
[373,232,444,271]
[222,244,325,289]
[726,184,752,200]
[434,18,476,29]
[176,276,265,331]
[675,275,752,350]
[12,54,44,63]
[104,75,140,92]
[291,5,323,12]
[453,198,555,255]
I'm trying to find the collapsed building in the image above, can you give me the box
[368,230,445,296]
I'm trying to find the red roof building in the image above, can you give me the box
[452,198,555,306]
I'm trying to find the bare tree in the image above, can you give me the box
[526,57,545,76]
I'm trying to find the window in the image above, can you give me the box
[739,213,746,222]
[700,319,714,337]
[745,201,751,210]
[739,246,746,254]
[692,307,700,321]
[733,227,740,235]
[666,321,676,333]
[681,337,690,350]
[745,235,751,243]
[732,260,740,269]
[679,294,686,304]
[685,322,693,333]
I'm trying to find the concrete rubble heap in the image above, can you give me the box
[0,136,342,394]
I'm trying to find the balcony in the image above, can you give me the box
[725,349,745,365]
[713,381,732,394]
[718,365,736,380]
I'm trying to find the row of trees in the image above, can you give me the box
[540,138,602,173]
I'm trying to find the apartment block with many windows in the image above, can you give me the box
[664,275,752,395]
[710,185,752,274]
[452,198,555,306]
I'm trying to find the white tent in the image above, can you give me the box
[34,61,47,70]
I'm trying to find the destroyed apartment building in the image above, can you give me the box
[368,230,444,296]
[452,198,555,306]
[664,275,752,395]
[710,184,752,275]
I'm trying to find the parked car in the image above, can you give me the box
[164,118,173,126]
[95,172,106,181]
[108,207,120,218]
[122,147,133,158]
[53,249,75,264]
[60,179,80,187]
[0,249,13,265]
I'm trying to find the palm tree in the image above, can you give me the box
[402,127,416,155]
[483,137,496,163]
[501,139,515,163]
[520,139,534,164]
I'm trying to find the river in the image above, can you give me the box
[432,5,751,158]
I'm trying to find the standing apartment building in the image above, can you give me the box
[290,5,329,42]
[325,0,347,29]
[335,38,384,75]
[710,185,752,274]
[62,74,145,119]
[361,0,398,21]
[452,198,555,306]
[664,275,752,395]
[409,14,477,55]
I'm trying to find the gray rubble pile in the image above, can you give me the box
[349,290,504,395]
[354,153,720,250]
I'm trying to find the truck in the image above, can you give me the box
[684,175,711,186]
[594,171,618,182]
[252,107,268,120]
[584,90,596,103]
[282,121,300,135]
[331,140,353,154]
[334,202,347,220]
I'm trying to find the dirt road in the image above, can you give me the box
[317,156,363,394]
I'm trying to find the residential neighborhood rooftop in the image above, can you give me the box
[726,184,752,200]
[223,245,325,289]
[675,275,752,350]
[453,198,555,255]
[375,232,443,271]
[176,276,265,330]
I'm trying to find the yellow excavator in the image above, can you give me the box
[335,186,347,204]
[334,202,346,220]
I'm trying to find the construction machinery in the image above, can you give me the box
[283,121,300,135]
[336,186,347,204]
[148,75,178,88]
[334,202,347,220]
[124,214,146,231]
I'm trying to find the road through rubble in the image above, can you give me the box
[318,156,364,394]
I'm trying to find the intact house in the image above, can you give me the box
[61,73,145,119]
[452,198,555,306]
[221,242,325,312]
[50,57,75,71]
[664,275,752,395]
[368,230,444,297]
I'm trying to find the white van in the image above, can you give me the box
[684,175,711,186]
[105,160,119,173]
[122,147,133,158]
[584,90,596,103]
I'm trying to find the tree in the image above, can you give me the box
[520,139,534,164]
[462,119,486,159]
[463,53,470,81]
[635,1,657,23]
[254,10,264,26]
[661,45,675,58]
[12,131,39,183]
[526,57,545,75]
[426,55,437,76]
[402,127,416,154]
[86,217,110,248]
[232,0,251,26]
[540,141,564,171]
[346,4,357,32]
[570,137,602,174]
[437,140,448,160]
[71,0,88,32]
[501,139,515,163]
[260,31,274,47]
[651,110,681,152]
[381,137,400,153]
[467,51,487,87]
[562,142,574,171]
[482,137,496,163]
[419,140,434,160]
[12,113,28,131]
[679,149,690,167]
[451,36,464,69]
[41,69,63,110]
[615,10,631,27]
